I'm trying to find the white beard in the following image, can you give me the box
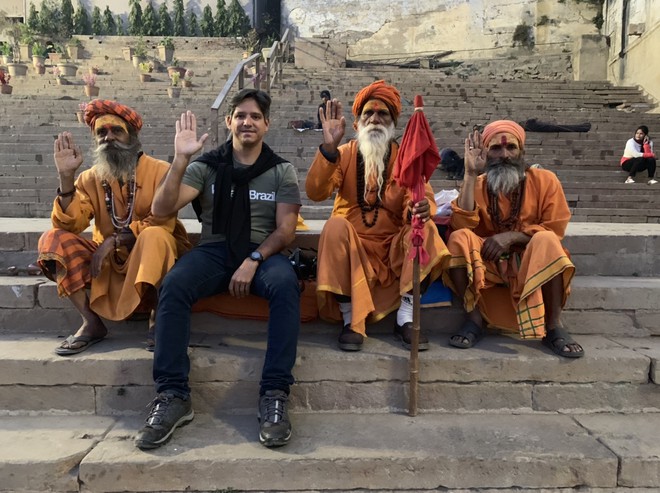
[356,121,395,201]
[486,159,526,196]
[92,138,141,183]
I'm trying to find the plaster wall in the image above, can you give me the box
[282,0,598,61]
[604,0,660,104]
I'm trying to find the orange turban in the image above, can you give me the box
[352,80,402,124]
[481,120,526,148]
[84,99,143,133]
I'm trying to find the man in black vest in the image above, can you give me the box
[135,89,302,450]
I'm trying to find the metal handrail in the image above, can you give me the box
[210,28,291,146]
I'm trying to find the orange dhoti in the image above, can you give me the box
[442,229,574,339]
[38,226,179,321]
[316,215,447,336]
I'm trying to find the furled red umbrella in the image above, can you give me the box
[393,95,440,416]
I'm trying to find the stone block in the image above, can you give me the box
[534,383,660,413]
[37,281,70,308]
[562,311,644,337]
[636,311,660,336]
[0,278,40,308]
[0,416,114,493]
[0,385,95,413]
[577,414,660,487]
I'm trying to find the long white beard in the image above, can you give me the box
[92,138,141,183]
[486,158,526,196]
[357,121,395,200]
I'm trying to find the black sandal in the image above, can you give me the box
[448,319,484,349]
[542,326,584,359]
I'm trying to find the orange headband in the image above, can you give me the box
[481,120,526,148]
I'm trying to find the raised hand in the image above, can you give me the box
[54,132,83,178]
[175,111,208,159]
[319,98,346,153]
[464,128,487,177]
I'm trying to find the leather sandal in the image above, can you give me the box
[448,319,484,349]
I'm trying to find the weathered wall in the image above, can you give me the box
[282,0,599,61]
[604,0,660,105]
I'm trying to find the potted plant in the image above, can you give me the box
[53,66,67,85]
[31,42,47,68]
[82,73,99,97]
[18,26,35,61]
[7,61,28,77]
[67,38,83,60]
[88,65,100,75]
[138,61,154,82]
[158,36,175,64]
[166,57,186,79]
[132,36,148,68]
[1,44,13,65]
[75,102,87,123]
[57,58,78,77]
[34,61,46,75]
[0,69,12,95]
[182,69,193,88]
[239,28,260,58]
[167,71,181,98]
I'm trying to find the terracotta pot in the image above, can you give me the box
[167,86,181,98]
[84,85,100,97]
[35,65,46,75]
[0,85,12,95]
[7,63,28,77]
[75,110,84,123]
[32,55,45,68]
[132,55,145,68]
[182,79,192,88]
[57,63,78,77]
[167,66,186,79]
[140,73,151,83]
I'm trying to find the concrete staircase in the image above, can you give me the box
[1,39,660,492]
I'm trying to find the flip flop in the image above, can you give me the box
[542,327,585,359]
[448,319,484,349]
[55,334,105,356]
[145,326,155,353]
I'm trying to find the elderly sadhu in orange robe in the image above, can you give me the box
[442,120,584,358]
[306,80,449,351]
[38,99,190,355]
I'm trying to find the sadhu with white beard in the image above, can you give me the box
[444,120,584,358]
[306,80,449,352]
[38,99,191,356]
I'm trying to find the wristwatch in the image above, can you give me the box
[249,251,264,264]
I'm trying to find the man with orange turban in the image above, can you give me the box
[306,80,448,351]
[38,99,190,355]
[442,120,584,358]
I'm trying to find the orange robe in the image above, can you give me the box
[442,167,574,339]
[306,140,449,336]
[38,154,191,321]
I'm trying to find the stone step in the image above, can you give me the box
[1,275,659,339]
[2,219,660,276]
[0,332,658,416]
[3,412,659,492]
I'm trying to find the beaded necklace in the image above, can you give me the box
[487,178,525,233]
[356,149,390,228]
[101,172,137,231]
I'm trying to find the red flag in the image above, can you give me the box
[393,95,440,265]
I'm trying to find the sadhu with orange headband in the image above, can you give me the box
[37,99,190,356]
[306,80,449,352]
[442,119,584,359]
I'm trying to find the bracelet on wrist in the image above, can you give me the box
[57,187,76,198]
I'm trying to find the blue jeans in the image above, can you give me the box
[153,241,300,398]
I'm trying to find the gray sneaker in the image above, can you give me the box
[258,389,292,447]
[135,393,194,450]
